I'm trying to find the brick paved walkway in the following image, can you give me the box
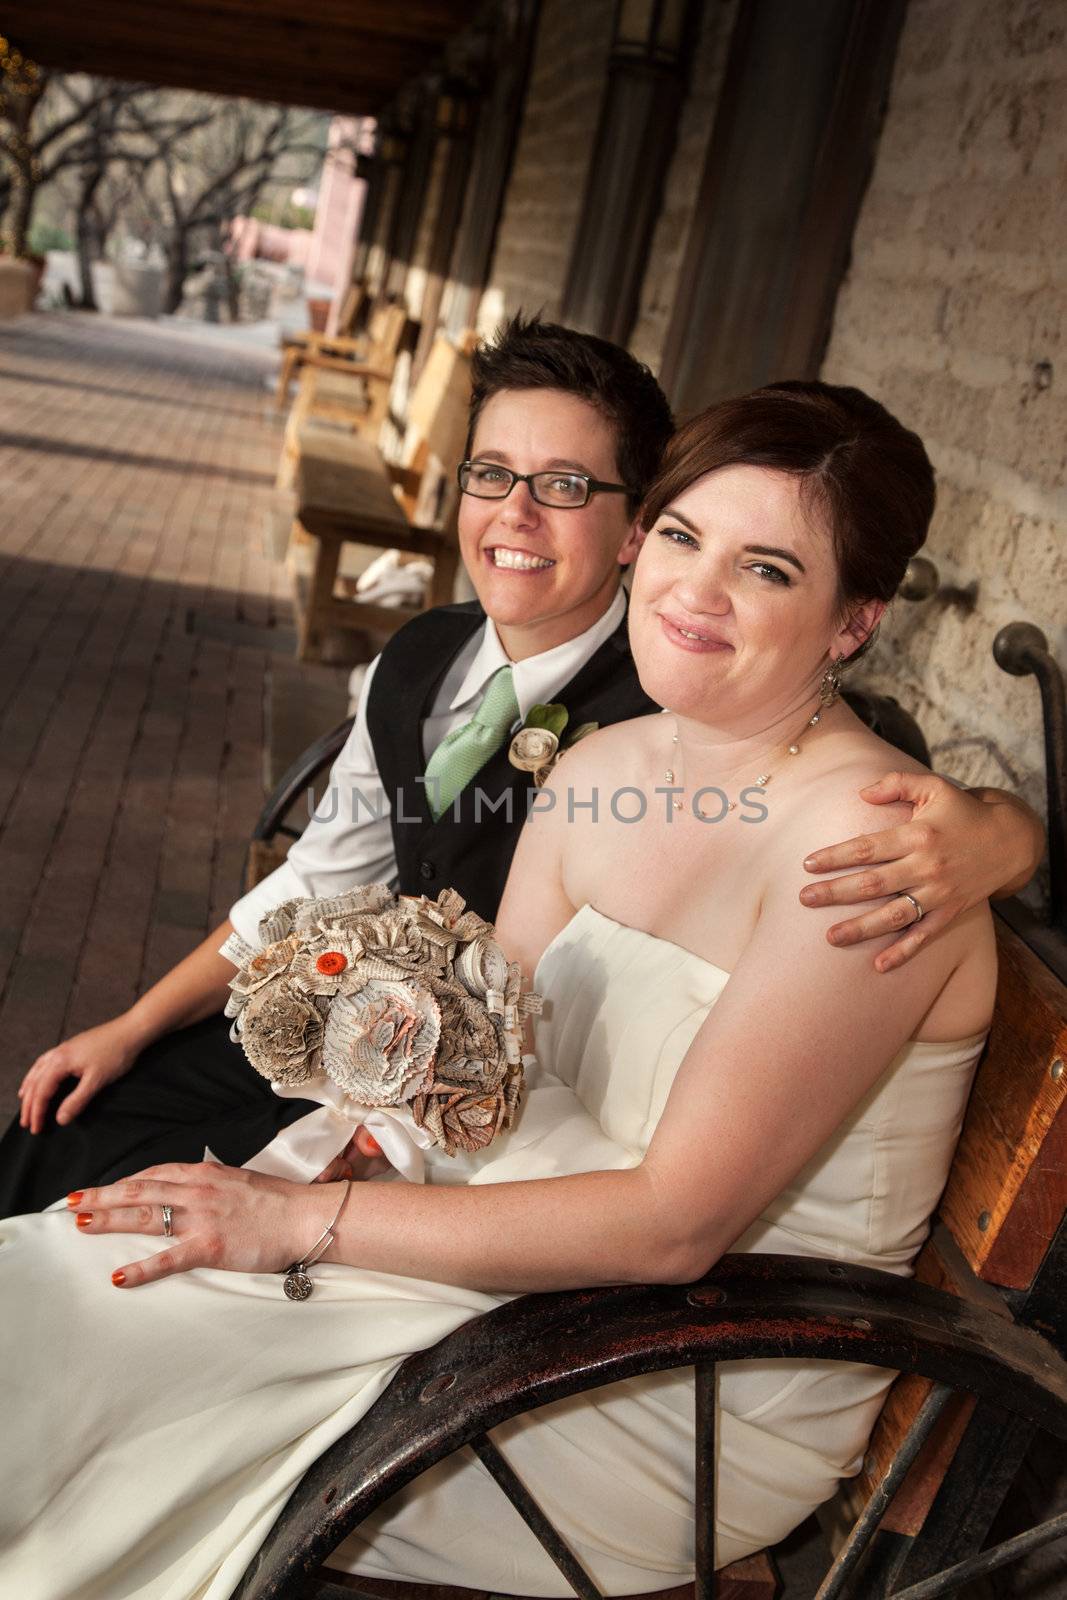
[0,312,304,1117]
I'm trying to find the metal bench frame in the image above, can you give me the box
[232,1253,1067,1600]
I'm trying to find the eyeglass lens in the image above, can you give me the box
[460,463,590,507]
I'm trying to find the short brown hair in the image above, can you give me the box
[641,380,935,619]
[468,314,675,513]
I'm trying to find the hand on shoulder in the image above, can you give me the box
[761,753,995,1037]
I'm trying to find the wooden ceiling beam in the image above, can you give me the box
[16,49,396,116]
[5,1,472,114]
[125,0,471,43]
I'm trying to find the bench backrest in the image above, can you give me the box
[365,302,408,371]
[836,913,1067,1537]
[940,917,1067,1288]
[334,281,365,339]
[397,335,474,525]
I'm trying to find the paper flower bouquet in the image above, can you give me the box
[220,885,540,1180]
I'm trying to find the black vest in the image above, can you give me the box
[365,601,657,922]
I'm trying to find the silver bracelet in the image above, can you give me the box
[283,1181,351,1302]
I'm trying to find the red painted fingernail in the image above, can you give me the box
[76,1211,93,1229]
[364,1134,382,1156]
[67,1191,84,1207]
[111,1270,126,1287]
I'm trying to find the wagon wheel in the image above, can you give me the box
[232,1253,1067,1600]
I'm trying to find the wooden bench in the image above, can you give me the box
[280,334,473,660]
[276,281,368,409]
[279,302,409,465]
[818,912,1067,1592]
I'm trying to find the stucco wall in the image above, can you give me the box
[477,0,615,329]
[629,0,738,373]
[822,0,1067,850]
[478,0,737,364]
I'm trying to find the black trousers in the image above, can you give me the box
[0,1012,316,1217]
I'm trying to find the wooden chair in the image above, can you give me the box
[280,302,410,453]
[281,334,473,661]
[276,282,367,409]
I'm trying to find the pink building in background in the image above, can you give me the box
[229,216,313,267]
[228,116,372,328]
[307,117,371,332]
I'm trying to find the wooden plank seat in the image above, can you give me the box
[289,423,457,658]
[280,303,410,467]
[321,1559,778,1600]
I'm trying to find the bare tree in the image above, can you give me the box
[130,98,327,314]
[0,55,163,273]
[0,44,329,315]
[59,96,213,308]
[0,47,142,259]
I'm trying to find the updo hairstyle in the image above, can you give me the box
[640,380,936,659]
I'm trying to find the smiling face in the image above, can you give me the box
[458,388,643,660]
[629,464,883,728]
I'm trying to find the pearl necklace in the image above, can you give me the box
[665,706,824,817]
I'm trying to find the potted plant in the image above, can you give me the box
[0,234,42,317]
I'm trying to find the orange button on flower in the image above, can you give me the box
[316,951,348,976]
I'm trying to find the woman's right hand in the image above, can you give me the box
[17,1017,143,1134]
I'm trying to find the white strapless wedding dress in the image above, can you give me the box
[0,906,985,1600]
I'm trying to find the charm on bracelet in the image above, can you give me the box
[281,1181,351,1302]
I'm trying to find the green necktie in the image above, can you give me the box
[423,665,520,820]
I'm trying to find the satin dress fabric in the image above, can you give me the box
[0,906,984,1599]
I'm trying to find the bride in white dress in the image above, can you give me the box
[0,381,996,1600]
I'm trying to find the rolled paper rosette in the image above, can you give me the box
[221,886,541,1182]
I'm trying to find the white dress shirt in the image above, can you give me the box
[229,590,627,945]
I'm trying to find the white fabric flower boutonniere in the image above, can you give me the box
[508,703,599,787]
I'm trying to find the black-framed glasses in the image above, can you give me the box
[457,460,632,510]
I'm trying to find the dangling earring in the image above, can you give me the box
[819,656,843,707]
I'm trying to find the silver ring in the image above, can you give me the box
[899,892,924,925]
[161,1203,173,1238]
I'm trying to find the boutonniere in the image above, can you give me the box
[508,703,599,787]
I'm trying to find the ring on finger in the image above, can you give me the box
[899,892,924,925]
[161,1203,174,1238]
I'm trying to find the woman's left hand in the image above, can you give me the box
[798,770,1043,972]
[67,1163,334,1289]
[313,1126,388,1184]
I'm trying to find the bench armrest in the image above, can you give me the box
[298,504,445,557]
[249,716,356,846]
[386,462,423,500]
[304,353,392,382]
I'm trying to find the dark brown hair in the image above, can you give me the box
[468,314,675,513]
[640,380,935,621]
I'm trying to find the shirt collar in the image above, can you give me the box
[448,588,627,722]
